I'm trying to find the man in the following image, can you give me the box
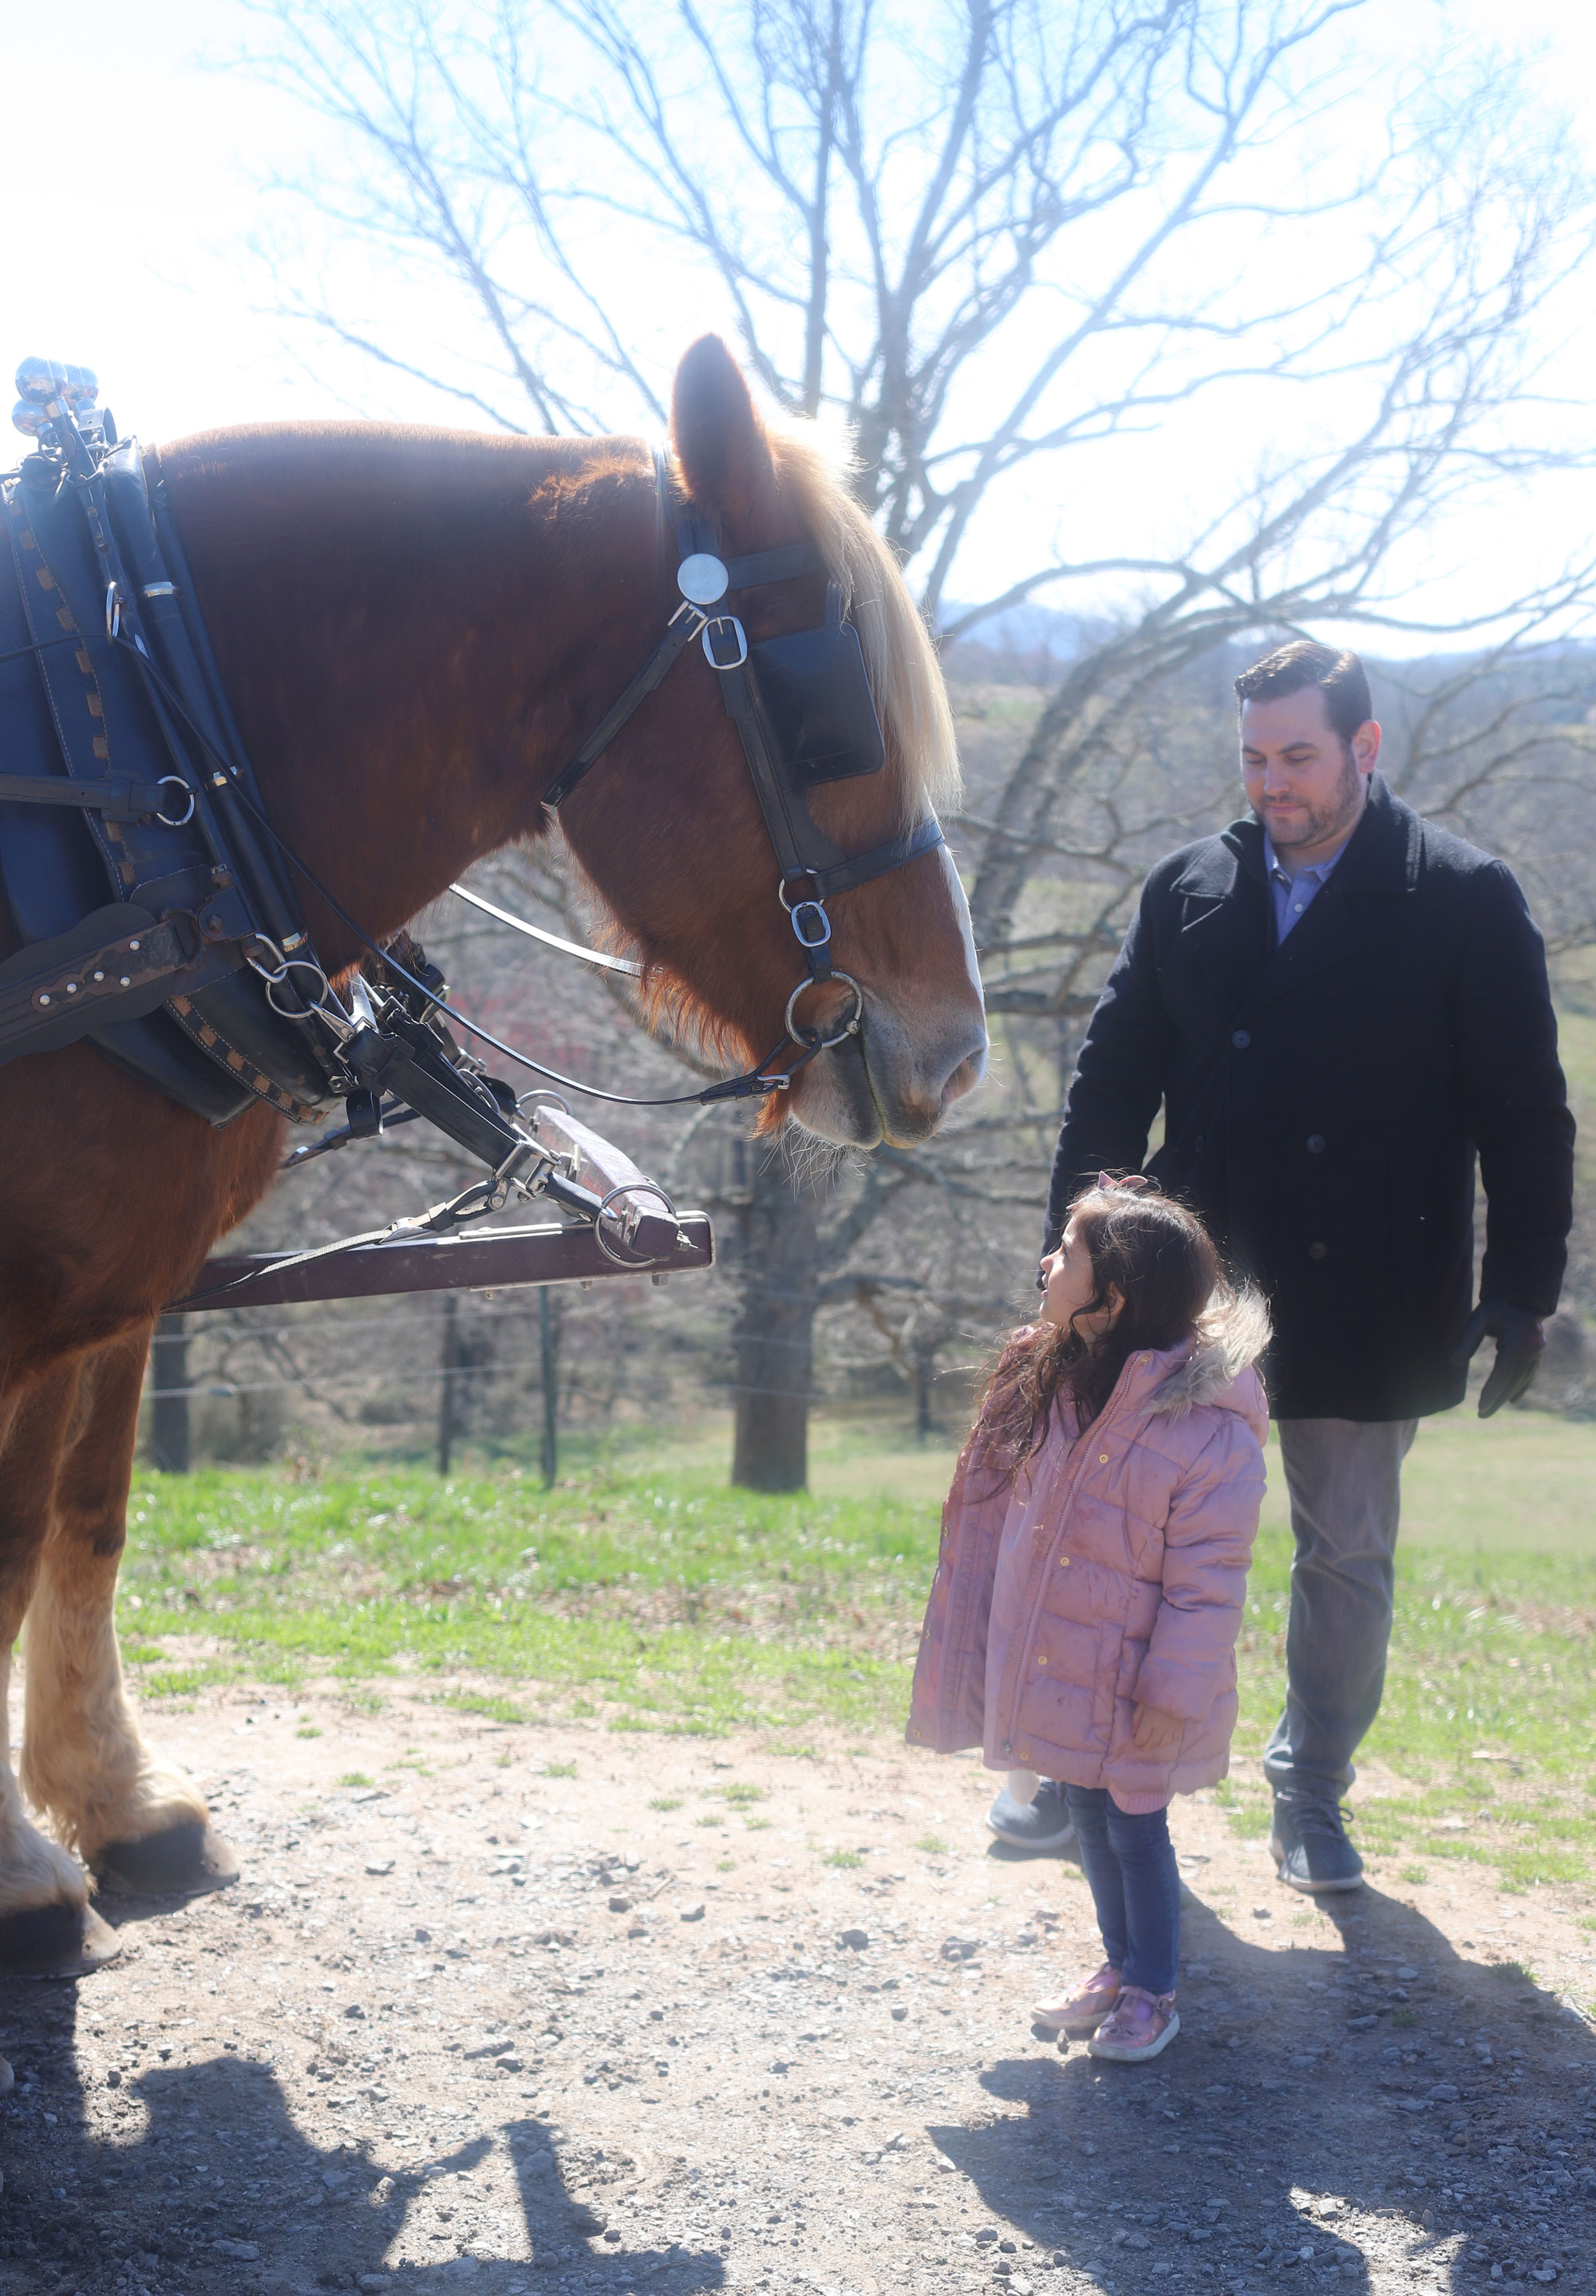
[1022,638,1574,1891]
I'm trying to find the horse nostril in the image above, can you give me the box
[941,1041,989,1107]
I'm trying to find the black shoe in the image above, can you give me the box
[1269,1794,1365,1892]
[986,1779,1075,1853]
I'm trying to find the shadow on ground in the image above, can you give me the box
[0,1920,727,2296]
[930,1885,1594,2292]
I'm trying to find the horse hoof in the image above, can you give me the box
[93,1821,240,1898]
[0,1900,120,1978]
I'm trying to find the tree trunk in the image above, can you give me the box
[149,1314,191,1474]
[732,1146,824,1492]
[539,1286,559,1488]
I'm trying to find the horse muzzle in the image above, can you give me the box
[788,981,987,1147]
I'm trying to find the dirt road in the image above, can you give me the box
[2,1681,1592,2296]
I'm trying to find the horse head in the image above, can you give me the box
[160,340,986,1146]
[553,336,987,1148]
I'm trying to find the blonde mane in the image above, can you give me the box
[666,424,962,824]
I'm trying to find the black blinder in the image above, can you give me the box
[746,583,886,786]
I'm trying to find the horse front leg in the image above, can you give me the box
[19,1326,238,1899]
[0,1365,120,1975]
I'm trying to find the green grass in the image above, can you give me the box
[118,1463,930,1738]
[117,1414,1596,1887]
[1223,1416,1596,1891]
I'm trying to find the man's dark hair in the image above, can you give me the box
[1235,639,1372,747]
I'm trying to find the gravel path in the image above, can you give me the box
[2,1685,1593,2296]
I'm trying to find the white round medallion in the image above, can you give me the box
[678,552,729,607]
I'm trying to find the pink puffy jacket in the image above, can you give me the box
[907,1294,1270,1808]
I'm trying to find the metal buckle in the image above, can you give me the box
[701,615,749,670]
[154,775,196,827]
[105,582,121,640]
[788,898,832,951]
[784,969,863,1051]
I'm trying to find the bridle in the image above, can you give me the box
[271,445,950,1149]
[539,448,946,1097]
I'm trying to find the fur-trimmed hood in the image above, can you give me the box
[1142,1285,1272,1427]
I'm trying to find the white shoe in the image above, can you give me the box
[986,1780,1075,1852]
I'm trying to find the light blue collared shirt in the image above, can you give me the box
[1264,832,1352,944]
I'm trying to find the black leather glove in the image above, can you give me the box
[1449,1299,1547,1418]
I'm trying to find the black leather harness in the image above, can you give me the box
[1,366,944,1241]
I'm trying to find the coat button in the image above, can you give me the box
[1231,1029,1250,1048]
[1307,1134,1325,1154]
[1308,1241,1328,1260]
[1037,1654,1048,1667]
[1098,1452,1110,1464]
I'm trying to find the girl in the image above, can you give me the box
[908,1177,1269,2064]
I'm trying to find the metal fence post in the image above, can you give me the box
[150,1314,192,1474]
[539,1286,558,1488]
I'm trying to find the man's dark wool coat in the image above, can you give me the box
[1045,776,1574,1421]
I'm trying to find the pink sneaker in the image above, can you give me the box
[1087,1985,1179,2062]
[1031,1960,1122,2036]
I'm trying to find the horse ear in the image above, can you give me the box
[671,335,775,529]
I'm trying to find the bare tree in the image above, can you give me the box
[240,0,1596,1479]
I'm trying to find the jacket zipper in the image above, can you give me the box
[995,1384,1134,1753]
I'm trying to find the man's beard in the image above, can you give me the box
[1253,749,1362,852]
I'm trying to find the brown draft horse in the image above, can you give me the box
[0,336,986,1970]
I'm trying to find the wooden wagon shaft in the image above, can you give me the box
[170,1211,714,1314]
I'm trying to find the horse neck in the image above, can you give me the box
[161,427,663,968]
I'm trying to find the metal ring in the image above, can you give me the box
[154,775,196,828]
[784,968,863,1051]
[105,582,121,640]
[777,875,819,913]
[594,1178,679,1268]
[264,954,334,1018]
[701,615,749,670]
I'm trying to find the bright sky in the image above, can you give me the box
[6,0,1596,650]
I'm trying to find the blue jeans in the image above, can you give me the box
[1063,1785,1180,1996]
[1262,1417,1419,1804]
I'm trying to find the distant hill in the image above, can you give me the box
[936,598,1115,681]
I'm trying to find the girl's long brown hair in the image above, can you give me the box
[980,1184,1226,1480]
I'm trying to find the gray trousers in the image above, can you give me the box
[1262,1417,1420,1805]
